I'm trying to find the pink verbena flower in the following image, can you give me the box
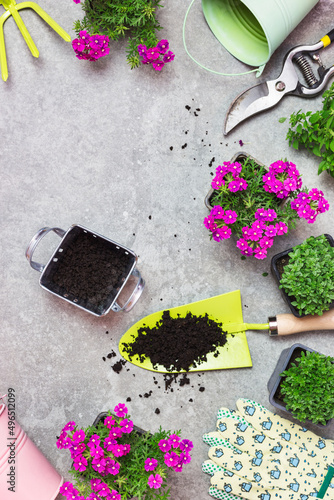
[90,444,104,459]
[254,247,267,260]
[96,481,110,497]
[168,434,181,448]
[179,439,193,452]
[164,451,179,467]
[144,457,158,471]
[70,442,86,458]
[110,443,128,457]
[88,434,101,448]
[152,60,165,71]
[172,461,183,472]
[56,431,71,450]
[63,421,76,433]
[59,482,74,496]
[91,478,102,492]
[275,221,288,235]
[73,0,80,3]
[264,225,277,238]
[159,439,171,453]
[145,47,160,61]
[138,44,147,57]
[212,226,231,241]
[92,457,107,474]
[163,50,175,63]
[103,436,117,452]
[120,418,133,434]
[228,179,242,192]
[114,404,128,418]
[109,426,123,439]
[179,451,192,464]
[236,238,249,252]
[259,236,274,249]
[105,459,120,476]
[223,210,237,224]
[210,205,225,219]
[73,455,88,472]
[109,491,121,500]
[211,174,224,190]
[104,416,116,429]
[157,39,169,53]
[72,429,85,443]
[248,225,263,242]
[148,474,163,489]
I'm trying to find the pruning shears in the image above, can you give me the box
[0,0,71,82]
[224,29,334,135]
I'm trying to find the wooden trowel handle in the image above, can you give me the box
[270,308,334,336]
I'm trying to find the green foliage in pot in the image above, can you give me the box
[74,0,163,68]
[280,350,334,425]
[279,234,334,316]
[285,81,334,176]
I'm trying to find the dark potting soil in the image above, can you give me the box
[44,229,134,314]
[121,310,228,372]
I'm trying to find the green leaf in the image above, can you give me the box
[279,117,287,123]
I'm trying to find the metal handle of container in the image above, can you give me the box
[112,267,145,313]
[25,226,66,273]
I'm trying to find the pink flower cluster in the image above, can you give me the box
[57,404,193,500]
[211,161,248,192]
[58,404,131,500]
[204,206,238,242]
[143,435,193,490]
[263,160,302,198]
[138,40,175,71]
[291,188,329,224]
[158,435,193,473]
[72,31,110,61]
[236,209,288,260]
[60,480,120,500]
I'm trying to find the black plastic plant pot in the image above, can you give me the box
[270,234,334,318]
[267,343,332,428]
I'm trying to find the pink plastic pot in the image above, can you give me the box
[0,403,63,500]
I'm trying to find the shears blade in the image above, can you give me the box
[224,79,290,135]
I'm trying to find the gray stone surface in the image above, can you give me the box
[1,0,334,499]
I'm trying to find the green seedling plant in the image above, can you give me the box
[285,81,334,176]
[280,350,334,425]
[279,234,334,316]
[73,0,164,68]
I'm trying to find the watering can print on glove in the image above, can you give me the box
[0,0,71,81]
[202,399,334,500]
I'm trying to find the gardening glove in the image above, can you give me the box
[202,399,334,500]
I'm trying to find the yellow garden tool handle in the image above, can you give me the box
[8,3,39,56]
[17,2,71,42]
[270,308,334,336]
[0,10,10,81]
